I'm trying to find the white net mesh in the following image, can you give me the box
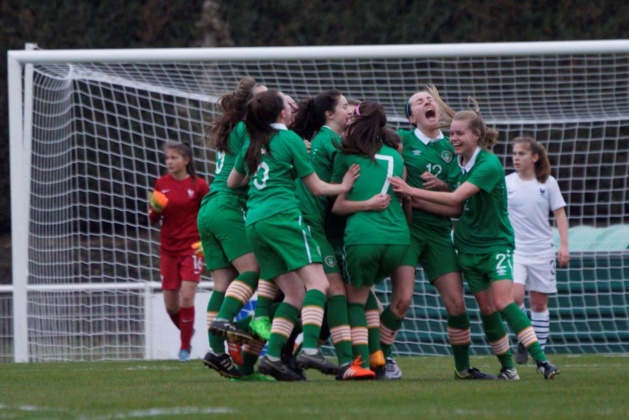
[7,45,629,361]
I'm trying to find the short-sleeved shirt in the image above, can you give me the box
[331,144,409,246]
[296,126,341,226]
[506,172,566,258]
[453,147,515,254]
[234,124,314,225]
[399,128,460,229]
[208,121,249,199]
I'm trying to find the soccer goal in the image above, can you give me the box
[6,40,629,362]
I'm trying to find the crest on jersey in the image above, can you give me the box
[325,256,337,268]
[441,151,453,163]
[187,189,194,198]
[539,187,546,196]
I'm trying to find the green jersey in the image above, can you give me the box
[398,128,460,229]
[453,148,515,254]
[331,144,409,246]
[234,125,314,225]
[208,121,249,199]
[295,126,341,226]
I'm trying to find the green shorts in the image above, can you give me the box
[197,193,251,271]
[308,221,340,275]
[343,244,409,288]
[457,248,514,293]
[400,223,459,283]
[246,209,322,280]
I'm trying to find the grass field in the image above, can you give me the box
[1,354,627,419]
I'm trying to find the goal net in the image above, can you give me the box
[7,41,629,362]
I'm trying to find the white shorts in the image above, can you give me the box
[513,253,557,294]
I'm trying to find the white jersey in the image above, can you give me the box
[506,173,566,258]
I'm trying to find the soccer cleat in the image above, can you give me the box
[497,367,520,380]
[537,360,560,380]
[259,356,305,381]
[290,363,308,381]
[296,350,339,375]
[455,367,496,380]
[385,357,403,380]
[515,342,529,365]
[209,319,253,344]
[203,351,242,379]
[230,372,275,382]
[369,350,386,370]
[226,339,243,366]
[178,349,190,362]
[336,356,376,380]
[249,316,272,341]
[281,352,308,381]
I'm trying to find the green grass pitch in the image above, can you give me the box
[1,355,627,419]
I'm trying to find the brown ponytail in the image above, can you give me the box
[513,136,551,183]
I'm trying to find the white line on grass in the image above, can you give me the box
[0,403,65,413]
[86,407,235,419]
[123,365,182,371]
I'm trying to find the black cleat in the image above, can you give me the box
[537,360,560,380]
[203,351,241,379]
[259,356,305,381]
[291,364,308,381]
[455,367,496,380]
[515,342,529,365]
[296,350,339,375]
[209,319,253,344]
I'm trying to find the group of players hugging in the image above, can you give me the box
[148,77,566,382]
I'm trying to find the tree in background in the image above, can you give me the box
[217,0,628,46]
[0,0,219,232]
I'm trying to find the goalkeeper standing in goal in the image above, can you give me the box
[227,89,359,381]
[198,77,271,380]
[396,86,495,380]
[149,141,210,362]
[389,102,560,380]
[506,136,570,364]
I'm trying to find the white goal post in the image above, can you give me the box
[7,40,629,362]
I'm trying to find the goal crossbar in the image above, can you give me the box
[9,40,629,64]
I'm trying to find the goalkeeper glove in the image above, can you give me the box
[149,190,169,213]
[192,241,205,259]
